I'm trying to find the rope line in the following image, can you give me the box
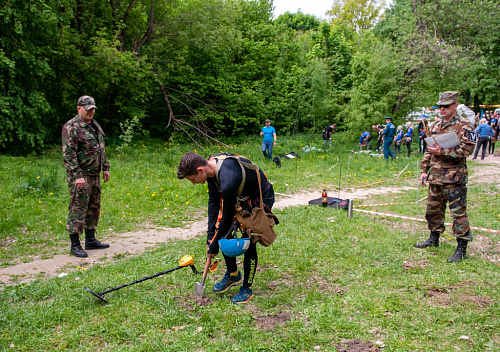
[353,208,500,234]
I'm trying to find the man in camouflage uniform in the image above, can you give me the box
[62,96,110,257]
[415,92,475,262]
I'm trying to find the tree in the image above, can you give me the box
[275,11,321,32]
[327,0,385,32]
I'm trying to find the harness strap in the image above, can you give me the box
[213,154,259,196]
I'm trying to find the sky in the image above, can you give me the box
[271,0,331,19]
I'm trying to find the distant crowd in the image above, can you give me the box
[325,108,500,160]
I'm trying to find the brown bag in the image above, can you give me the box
[233,166,278,247]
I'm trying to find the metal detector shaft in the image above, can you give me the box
[85,264,199,301]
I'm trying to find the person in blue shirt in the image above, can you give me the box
[359,131,371,150]
[473,118,494,160]
[488,116,498,155]
[394,125,404,156]
[260,119,276,160]
[382,117,396,159]
[404,121,414,157]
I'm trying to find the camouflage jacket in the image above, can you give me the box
[62,115,110,181]
[420,113,475,185]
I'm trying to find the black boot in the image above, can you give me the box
[70,234,88,257]
[85,229,110,250]
[447,238,468,263]
[414,231,440,248]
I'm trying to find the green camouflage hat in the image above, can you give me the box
[77,96,97,110]
[437,91,458,105]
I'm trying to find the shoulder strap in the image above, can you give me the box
[213,154,259,196]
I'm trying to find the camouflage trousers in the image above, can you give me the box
[66,175,101,235]
[425,183,473,241]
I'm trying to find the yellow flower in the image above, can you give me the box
[127,193,130,195]
[58,220,62,224]
[38,201,42,204]
[49,193,53,195]
[37,176,40,179]
[186,201,190,205]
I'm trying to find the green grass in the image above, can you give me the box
[1,206,499,351]
[1,135,499,351]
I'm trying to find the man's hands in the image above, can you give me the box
[75,177,86,189]
[426,144,442,155]
[420,173,427,187]
[207,253,216,259]
[75,171,110,189]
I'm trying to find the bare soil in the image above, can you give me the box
[334,339,381,352]
[1,157,499,287]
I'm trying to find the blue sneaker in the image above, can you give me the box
[231,285,254,304]
[212,271,243,293]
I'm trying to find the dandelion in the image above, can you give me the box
[160,187,164,191]
[186,201,190,205]
[38,200,42,204]
[131,174,134,177]
[58,220,62,224]
[49,193,53,195]
[175,194,178,197]
[37,176,40,179]
[127,193,130,195]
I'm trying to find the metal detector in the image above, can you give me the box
[85,255,218,303]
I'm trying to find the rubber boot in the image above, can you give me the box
[414,231,440,248]
[70,234,88,257]
[85,229,110,250]
[447,238,468,263]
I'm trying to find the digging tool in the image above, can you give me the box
[85,255,216,303]
[194,256,212,299]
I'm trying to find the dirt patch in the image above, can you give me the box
[402,259,432,270]
[422,281,493,308]
[334,339,381,352]
[468,156,500,186]
[253,311,291,330]
[468,234,500,263]
[424,288,452,306]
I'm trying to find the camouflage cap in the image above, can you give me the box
[77,96,97,110]
[437,91,458,105]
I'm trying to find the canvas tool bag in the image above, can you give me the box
[214,154,278,247]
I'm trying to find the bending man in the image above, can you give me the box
[178,152,275,304]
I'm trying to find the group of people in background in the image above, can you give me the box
[367,118,414,160]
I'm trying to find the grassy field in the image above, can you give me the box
[1,134,499,351]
